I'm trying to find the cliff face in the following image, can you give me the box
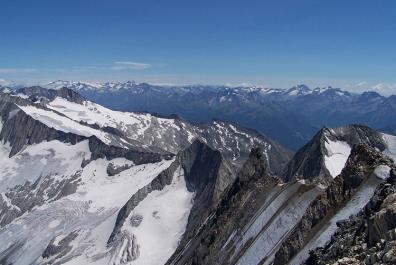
[166,147,284,265]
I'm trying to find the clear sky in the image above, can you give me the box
[1,0,396,93]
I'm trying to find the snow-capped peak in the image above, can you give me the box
[285,84,312,96]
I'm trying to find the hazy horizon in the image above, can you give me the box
[1,0,396,95]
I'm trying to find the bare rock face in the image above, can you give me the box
[173,140,236,253]
[87,136,167,165]
[167,147,281,265]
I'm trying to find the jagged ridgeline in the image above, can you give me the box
[1,86,396,265]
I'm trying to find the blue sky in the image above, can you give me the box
[1,0,396,93]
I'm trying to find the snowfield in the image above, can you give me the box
[18,104,113,144]
[0,138,176,265]
[324,139,351,178]
[118,166,194,265]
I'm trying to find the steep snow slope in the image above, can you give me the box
[115,166,193,265]
[18,104,113,144]
[383,133,396,161]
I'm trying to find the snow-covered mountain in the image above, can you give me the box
[0,86,289,265]
[1,85,396,265]
[41,80,396,151]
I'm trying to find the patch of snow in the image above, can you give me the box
[382,133,396,162]
[374,165,391,180]
[324,139,351,178]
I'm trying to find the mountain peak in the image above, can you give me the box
[286,84,311,96]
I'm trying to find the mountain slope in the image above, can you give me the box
[43,81,396,150]
[165,125,396,265]
[0,88,289,265]
[6,86,292,174]
[45,81,319,150]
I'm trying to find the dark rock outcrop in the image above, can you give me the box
[165,140,394,265]
[42,230,79,263]
[87,136,168,165]
[106,163,134,176]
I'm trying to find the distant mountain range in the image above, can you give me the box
[36,81,396,150]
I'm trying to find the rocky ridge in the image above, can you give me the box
[306,172,396,264]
